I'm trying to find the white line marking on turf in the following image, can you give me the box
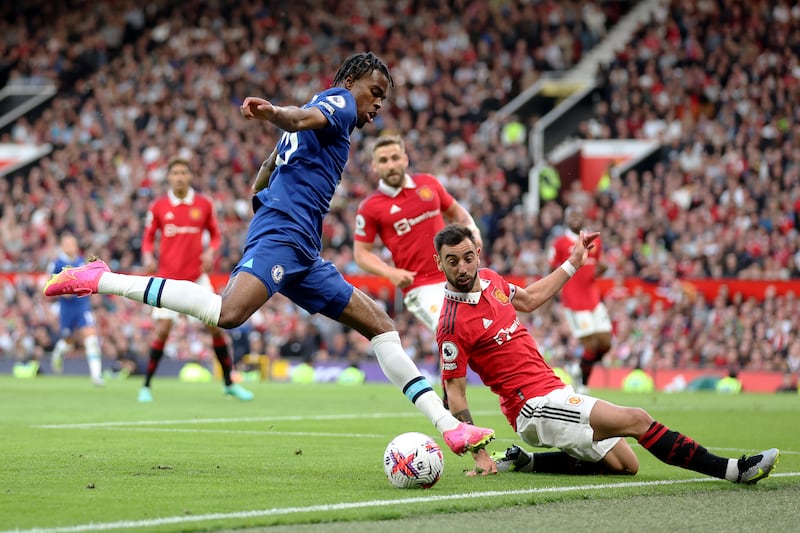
[33,411,490,429]
[5,473,799,533]
[100,427,384,438]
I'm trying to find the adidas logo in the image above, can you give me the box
[389,204,401,214]
[482,318,493,329]
[165,212,175,220]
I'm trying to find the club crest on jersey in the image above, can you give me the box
[190,208,201,220]
[492,287,510,304]
[417,186,434,201]
[566,395,583,406]
[271,264,284,283]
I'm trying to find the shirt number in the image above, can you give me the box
[276,131,299,166]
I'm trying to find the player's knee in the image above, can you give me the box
[372,313,396,336]
[217,308,248,329]
[629,407,654,436]
[357,316,396,340]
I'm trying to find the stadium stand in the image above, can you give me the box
[1,0,798,387]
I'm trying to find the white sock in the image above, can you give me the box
[52,339,70,362]
[370,331,460,433]
[724,459,739,482]
[98,273,222,326]
[84,334,102,380]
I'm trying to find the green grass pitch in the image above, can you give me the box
[1,376,798,532]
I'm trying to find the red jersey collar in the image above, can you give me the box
[168,188,195,206]
[377,174,415,198]
[443,278,491,305]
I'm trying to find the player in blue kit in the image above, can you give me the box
[48,233,105,386]
[44,52,495,457]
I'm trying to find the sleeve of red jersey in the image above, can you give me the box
[437,329,468,380]
[205,198,222,251]
[353,201,378,244]
[141,202,159,254]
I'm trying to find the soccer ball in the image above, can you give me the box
[383,432,444,489]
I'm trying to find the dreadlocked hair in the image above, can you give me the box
[332,52,394,88]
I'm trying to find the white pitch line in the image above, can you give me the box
[33,411,500,429]
[5,473,800,533]
[99,427,385,438]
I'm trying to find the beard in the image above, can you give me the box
[448,271,477,293]
[382,171,404,187]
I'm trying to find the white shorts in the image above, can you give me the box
[152,273,213,322]
[515,386,621,462]
[564,302,612,339]
[403,282,446,332]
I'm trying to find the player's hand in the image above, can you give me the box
[388,268,416,289]
[240,97,275,121]
[201,250,215,273]
[465,448,498,477]
[569,230,599,267]
[142,255,157,275]
[581,230,599,250]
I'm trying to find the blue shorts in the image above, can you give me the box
[59,308,95,338]
[231,207,353,319]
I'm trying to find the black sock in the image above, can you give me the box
[214,344,233,386]
[638,421,728,479]
[144,347,163,387]
[579,358,594,385]
[531,452,609,475]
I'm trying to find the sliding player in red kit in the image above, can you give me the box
[434,224,777,484]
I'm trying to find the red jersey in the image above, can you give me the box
[437,269,565,429]
[548,229,602,311]
[355,173,454,293]
[142,188,221,281]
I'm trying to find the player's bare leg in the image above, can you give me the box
[216,272,270,328]
[337,288,494,455]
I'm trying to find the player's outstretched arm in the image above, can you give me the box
[513,230,599,313]
[240,97,328,132]
[444,376,497,476]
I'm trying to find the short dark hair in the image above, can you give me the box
[167,158,191,172]
[372,134,404,153]
[434,224,475,253]
[333,52,394,88]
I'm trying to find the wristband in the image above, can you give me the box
[560,260,577,277]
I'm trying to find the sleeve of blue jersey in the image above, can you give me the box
[309,88,356,132]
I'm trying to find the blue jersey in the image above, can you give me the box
[253,87,356,254]
[51,253,94,335]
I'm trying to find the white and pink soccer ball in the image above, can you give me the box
[383,432,444,489]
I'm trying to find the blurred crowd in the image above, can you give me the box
[1,0,799,382]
